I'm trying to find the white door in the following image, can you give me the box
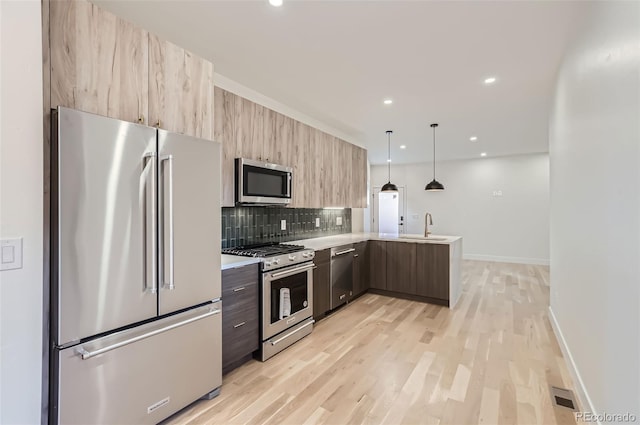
[371,186,406,234]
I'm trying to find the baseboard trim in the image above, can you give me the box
[463,254,550,266]
[548,306,600,424]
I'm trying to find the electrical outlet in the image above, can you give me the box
[315,217,320,228]
[336,216,343,226]
[280,219,287,230]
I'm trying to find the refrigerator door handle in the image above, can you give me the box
[160,154,175,290]
[142,152,158,294]
[75,305,221,360]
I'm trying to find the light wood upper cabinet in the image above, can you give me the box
[149,35,214,140]
[215,87,238,207]
[307,129,324,208]
[50,0,149,124]
[291,122,309,208]
[214,88,367,208]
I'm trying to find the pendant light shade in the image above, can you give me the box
[425,123,444,191]
[382,130,398,192]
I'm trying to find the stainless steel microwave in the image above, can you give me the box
[236,158,292,205]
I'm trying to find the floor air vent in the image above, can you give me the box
[550,386,577,411]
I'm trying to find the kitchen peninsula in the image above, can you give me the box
[289,233,463,309]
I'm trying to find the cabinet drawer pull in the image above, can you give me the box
[233,287,246,292]
[233,321,246,328]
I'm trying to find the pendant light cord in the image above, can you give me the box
[387,130,392,182]
[433,125,436,180]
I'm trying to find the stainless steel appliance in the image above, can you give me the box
[330,245,355,309]
[222,243,314,360]
[235,158,292,205]
[50,107,222,425]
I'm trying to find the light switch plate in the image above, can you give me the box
[336,216,343,226]
[280,219,287,231]
[315,218,320,228]
[1,238,23,271]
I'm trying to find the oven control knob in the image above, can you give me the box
[273,259,280,265]
[265,261,272,267]
[289,255,296,261]
[302,252,309,258]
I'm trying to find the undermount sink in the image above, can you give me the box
[398,235,449,241]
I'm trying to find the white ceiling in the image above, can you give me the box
[93,0,587,164]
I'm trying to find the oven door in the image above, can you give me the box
[262,262,314,340]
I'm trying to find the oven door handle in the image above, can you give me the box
[269,263,315,279]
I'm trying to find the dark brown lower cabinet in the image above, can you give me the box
[369,241,387,290]
[313,249,331,320]
[222,263,259,374]
[416,243,450,300]
[352,241,369,298]
[386,242,417,294]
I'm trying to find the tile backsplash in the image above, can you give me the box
[221,207,352,248]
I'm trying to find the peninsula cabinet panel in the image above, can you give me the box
[50,0,149,124]
[214,86,237,207]
[386,242,417,295]
[416,244,450,301]
[352,241,369,297]
[149,34,214,140]
[369,241,387,290]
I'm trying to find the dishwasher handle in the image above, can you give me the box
[332,248,355,257]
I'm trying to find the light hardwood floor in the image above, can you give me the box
[164,261,577,425]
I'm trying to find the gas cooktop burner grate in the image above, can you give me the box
[222,243,307,258]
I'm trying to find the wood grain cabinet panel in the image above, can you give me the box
[307,129,324,208]
[236,96,264,160]
[291,121,310,208]
[416,244,450,300]
[149,34,214,140]
[313,249,331,320]
[369,241,387,290]
[214,86,237,207]
[50,0,149,124]
[386,242,417,295]
[352,241,369,297]
[321,133,336,207]
[221,264,260,374]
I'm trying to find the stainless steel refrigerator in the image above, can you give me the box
[50,107,222,424]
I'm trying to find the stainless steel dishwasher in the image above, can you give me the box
[330,244,355,309]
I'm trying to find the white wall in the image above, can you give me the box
[0,1,44,423]
[548,0,640,419]
[370,153,550,264]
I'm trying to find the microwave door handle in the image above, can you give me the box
[287,173,292,198]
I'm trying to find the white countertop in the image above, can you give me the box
[288,233,462,251]
[221,254,262,271]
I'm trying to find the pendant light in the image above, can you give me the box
[425,123,445,191]
[381,130,398,192]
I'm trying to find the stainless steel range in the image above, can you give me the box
[222,243,315,361]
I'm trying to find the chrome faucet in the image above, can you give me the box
[424,212,433,237]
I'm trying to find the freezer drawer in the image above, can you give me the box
[55,304,221,425]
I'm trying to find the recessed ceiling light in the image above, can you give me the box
[480,152,487,157]
[484,77,497,84]
[383,99,393,105]
[400,145,406,149]
[470,136,478,141]
[269,0,283,6]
